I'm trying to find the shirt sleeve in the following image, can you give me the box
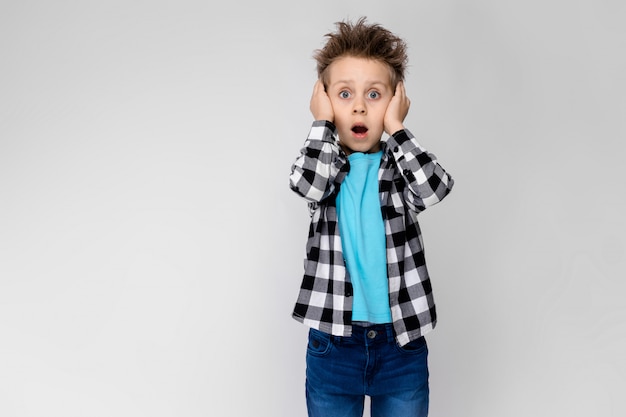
[386,129,454,213]
[289,120,344,203]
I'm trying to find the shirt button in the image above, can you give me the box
[367,330,377,339]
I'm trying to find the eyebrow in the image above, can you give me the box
[331,80,389,89]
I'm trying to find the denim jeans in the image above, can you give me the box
[305,323,429,417]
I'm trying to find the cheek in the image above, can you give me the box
[332,113,351,131]
[329,97,346,109]
[380,98,393,110]
[371,105,389,121]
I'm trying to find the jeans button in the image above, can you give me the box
[367,330,377,339]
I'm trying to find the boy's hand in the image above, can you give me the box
[384,81,410,135]
[310,79,334,123]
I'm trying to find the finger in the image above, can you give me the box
[313,79,322,94]
[318,79,324,89]
[398,82,411,108]
[393,81,402,95]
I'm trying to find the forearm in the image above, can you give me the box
[387,129,454,211]
[289,120,344,203]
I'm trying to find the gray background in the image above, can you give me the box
[1,0,625,416]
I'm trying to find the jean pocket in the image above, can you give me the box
[307,328,333,357]
[395,336,427,355]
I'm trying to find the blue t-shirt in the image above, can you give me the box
[336,151,391,323]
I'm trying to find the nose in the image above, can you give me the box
[352,97,366,114]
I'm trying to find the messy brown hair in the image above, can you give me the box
[314,17,408,89]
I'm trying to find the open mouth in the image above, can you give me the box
[351,124,368,137]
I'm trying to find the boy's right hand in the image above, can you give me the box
[310,79,334,123]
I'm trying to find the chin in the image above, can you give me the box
[346,142,380,154]
[338,132,381,154]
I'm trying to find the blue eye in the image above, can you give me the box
[368,91,380,99]
[339,90,351,99]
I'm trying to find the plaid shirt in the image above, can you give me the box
[289,120,454,346]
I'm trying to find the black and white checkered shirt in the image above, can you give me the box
[289,120,454,346]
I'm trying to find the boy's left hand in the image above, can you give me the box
[384,82,410,136]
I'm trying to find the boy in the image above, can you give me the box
[289,17,454,417]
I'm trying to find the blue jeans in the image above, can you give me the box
[305,323,429,417]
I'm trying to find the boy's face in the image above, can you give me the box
[325,56,394,155]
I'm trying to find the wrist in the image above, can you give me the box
[385,122,405,135]
[313,114,334,123]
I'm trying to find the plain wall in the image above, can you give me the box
[1,1,625,416]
